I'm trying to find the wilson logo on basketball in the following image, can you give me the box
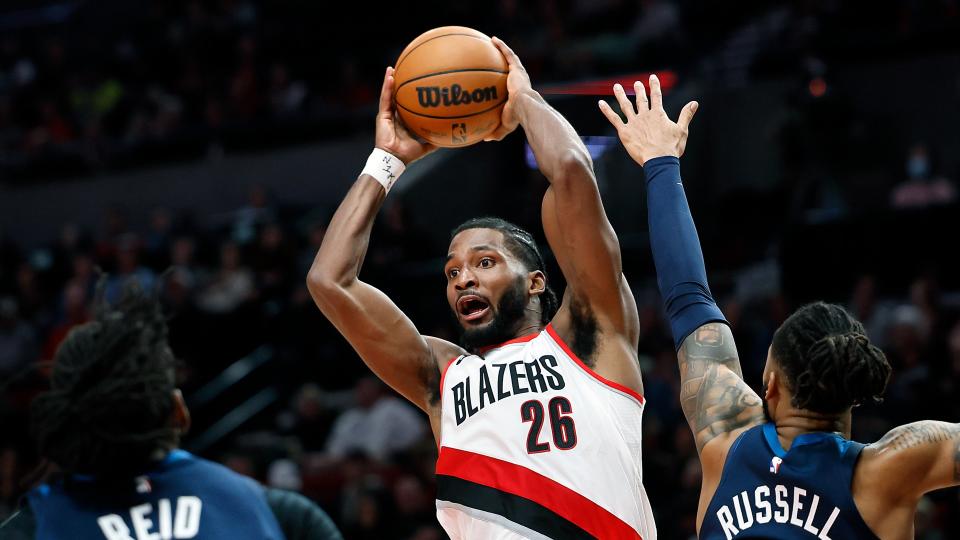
[416,84,498,108]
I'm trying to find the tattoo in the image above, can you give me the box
[678,323,764,452]
[877,421,960,452]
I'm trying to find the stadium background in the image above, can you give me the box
[1,1,959,538]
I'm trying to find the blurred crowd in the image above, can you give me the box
[2,1,960,539]
[2,0,958,181]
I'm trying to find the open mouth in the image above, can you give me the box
[457,294,491,322]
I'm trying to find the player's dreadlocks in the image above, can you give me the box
[772,302,891,414]
[451,217,559,324]
[31,279,179,477]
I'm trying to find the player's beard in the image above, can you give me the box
[458,276,528,354]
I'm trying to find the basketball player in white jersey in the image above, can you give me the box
[307,38,656,539]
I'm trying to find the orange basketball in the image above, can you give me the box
[393,27,508,148]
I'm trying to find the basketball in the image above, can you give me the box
[393,26,508,148]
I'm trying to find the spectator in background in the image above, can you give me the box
[884,304,932,419]
[391,475,438,539]
[250,222,297,302]
[49,223,90,286]
[144,207,174,269]
[68,253,98,300]
[197,241,255,314]
[39,280,90,370]
[23,99,74,153]
[297,221,327,278]
[281,383,337,452]
[168,235,204,290]
[0,297,37,379]
[849,274,894,347]
[94,206,130,264]
[233,185,276,245]
[13,263,47,325]
[325,377,426,462]
[104,234,157,303]
[268,63,308,118]
[891,143,957,209]
[229,35,261,120]
[932,320,960,425]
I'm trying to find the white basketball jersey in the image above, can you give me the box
[435,324,657,539]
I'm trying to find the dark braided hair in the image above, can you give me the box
[771,302,891,414]
[451,217,559,324]
[31,279,178,477]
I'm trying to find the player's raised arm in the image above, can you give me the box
[601,76,764,456]
[488,39,640,378]
[307,67,462,412]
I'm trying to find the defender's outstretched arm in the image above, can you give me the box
[601,76,765,453]
[307,67,461,412]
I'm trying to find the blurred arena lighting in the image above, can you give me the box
[540,71,678,96]
[809,77,828,98]
[525,136,618,170]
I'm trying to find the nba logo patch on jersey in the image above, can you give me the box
[135,475,152,494]
[769,456,783,474]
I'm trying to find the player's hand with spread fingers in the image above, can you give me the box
[376,66,437,165]
[484,36,535,142]
[598,74,698,165]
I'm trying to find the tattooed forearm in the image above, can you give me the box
[678,323,764,452]
[877,421,960,451]
[683,323,743,378]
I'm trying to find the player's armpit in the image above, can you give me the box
[869,420,960,497]
[678,322,764,454]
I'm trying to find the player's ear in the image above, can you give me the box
[764,371,778,401]
[172,389,191,435]
[528,270,546,296]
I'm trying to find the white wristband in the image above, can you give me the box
[362,148,405,194]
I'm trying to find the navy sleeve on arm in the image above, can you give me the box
[264,487,344,540]
[644,156,727,350]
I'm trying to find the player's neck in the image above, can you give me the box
[774,409,852,449]
[513,320,543,339]
[515,302,545,337]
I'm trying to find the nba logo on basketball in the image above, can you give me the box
[452,123,467,144]
[770,456,783,474]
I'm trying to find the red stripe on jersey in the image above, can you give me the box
[437,446,643,540]
[545,323,645,405]
[477,331,540,354]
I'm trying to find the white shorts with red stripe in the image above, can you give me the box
[436,325,656,539]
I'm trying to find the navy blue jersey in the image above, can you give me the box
[700,423,878,540]
[26,450,285,540]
